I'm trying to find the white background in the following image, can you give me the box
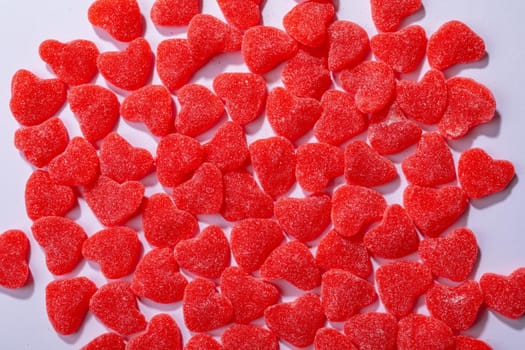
[0,0,524,348]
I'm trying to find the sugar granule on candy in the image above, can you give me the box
[249,136,296,198]
[479,267,525,320]
[14,117,69,168]
[344,312,398,350]
[89,281,147,336]
[131,248,188,304]
[126,314,182,350]
[260,240,321,291]
[45,277,97,336]
[327,20,370,72]
[9,69,67,126]
[419,227,479,282]
[88,0,143,42]
[203,121,249,172]
[221,324,279,350]
[264,293,326,348]
[0,230,30,289]
[150,0,201,27]
[217,0,261,30]
[314,328,357,350]
[397,314,455,350]
[230,218,284,273]
[184,334,223,350]
[454,336,493,350]
[296,142,344,193]
[174,225,230,279]
[31,216,87,276]
[370,0,422,32]
[80,333,126,350]
[274,193,331,242]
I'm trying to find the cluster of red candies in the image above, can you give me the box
[3,0,523,349]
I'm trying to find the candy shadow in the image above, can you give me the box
[493,311,525,330]
[92,27,129,51]
[0,273,35,300]
[243,112,267,136]
[153,25,188,38]
[375,175,401,195]
[445,53,490,78]
[463,305,490,338]
[193,52,246,81]
[470,175,518,210]
[139,298,182,312]
[446,110,502,153]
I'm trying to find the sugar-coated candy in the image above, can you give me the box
[39,39,99,86]
[88,0,143,42]
[344,140,397,187]
[479,267,525,319]
[264,293,326,348]
[242,26,298,74]
[213,72,267,125]
[131,248,188,304]
[217,0,261,30]
[376,260,433,317]
[314,328,357,350]
[267,87,322,142]
[220,267,279,324]
[455,336,493,350]
[419,228,479,282]
[25,170,76,221]
[222,324,279,350]
[156,39,203,92]
[82,227,141,279]
[31,216,86,275]
[183,278,233,332]
[283,0,334,48]
[371,25,427,73]
[426,281,483,331]
[368,102,422,155]
[204,121,249,171]
[327,20,369,72]
[275,193,331,242]
[150,0,200,26]
[282,49,331,99]
[321,269,377,322]
[99,133,154,183]
[340,61,396,114]
[260,240,321,290]
[428,20,485,71]
[187,14,242,62]
[172,163,224,215]
[10,69,67,126]
[315,230,372,278]
[14,117,69,168]
[230,218,284,273]
[142,193,198,248]
[344,312,398,350]
[363,204,419,259]
[90,281,147,335]
[68,84,120,143]
[249,136,296,198]
[221,171,274,221]
[48,137,100,187]
[80,333,126,350]
[397,69,448,125]
[370,0,422,32]
[314,90,368,145]
[458,148,515,199]
[404,185,469,237]
[184,334,223,350]
[439,77,496,139]
[174,225,230,279]
[331,185,387,238]
[397,314,455,350]
[402,132,456,187]
[296,142,344,192]
[45,277,97,335]
[84,176,144,227]
[121,85,175,137]
[156,133,204,188]
[126,314,182,350]
[176,84,224,137]
[0,230,30,289]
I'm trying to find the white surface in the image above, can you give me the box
[0,0,524,348]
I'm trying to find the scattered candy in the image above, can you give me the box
[80,333,126,350]
[344,312,398,350]
[184,334,223,350]
[222,324,279,350]
[397,314,455,350]
[126,314,182,350]
[204,121,249,171]
[0,230,30,289]
[327,20,369,72]
[370,0,422,32]
[283,0,334,48]
[88,0,143,42]
[314,328,357,350]
[282,49,331,99]
[217,0,261,30]
[479,267,525,319]
[296,142,344,192]
[150,0,200,27]
[156,38,202,92]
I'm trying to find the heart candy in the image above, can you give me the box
[31,216,87,276]
[370,0,422,32]
[221,324,279,350]
[220,266,280,324]
[88,0,143,42]
[131,248,188,304]
[0,230,30,289]
[454,336,492,350]
[479,267,525,319]
[397,314,455,350]
[174,225,230,279]
[458,148,515,199]
[80,333,125,350]
[217,0,261,30]
[83,176,144,227]
[203,121,249,172]
[126,314,182,350]
[184,334,223,350]
[39,39,99,86]
[150,0,200,26]
[45,277,97,335]
[344,312,398,350]
[283,0,334,48]
[296,142,344,193]
[264,293,326,348]
[327,20,370,72]
[10,69,67,126]
[314,328,357,350]
[182,278,233,332]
